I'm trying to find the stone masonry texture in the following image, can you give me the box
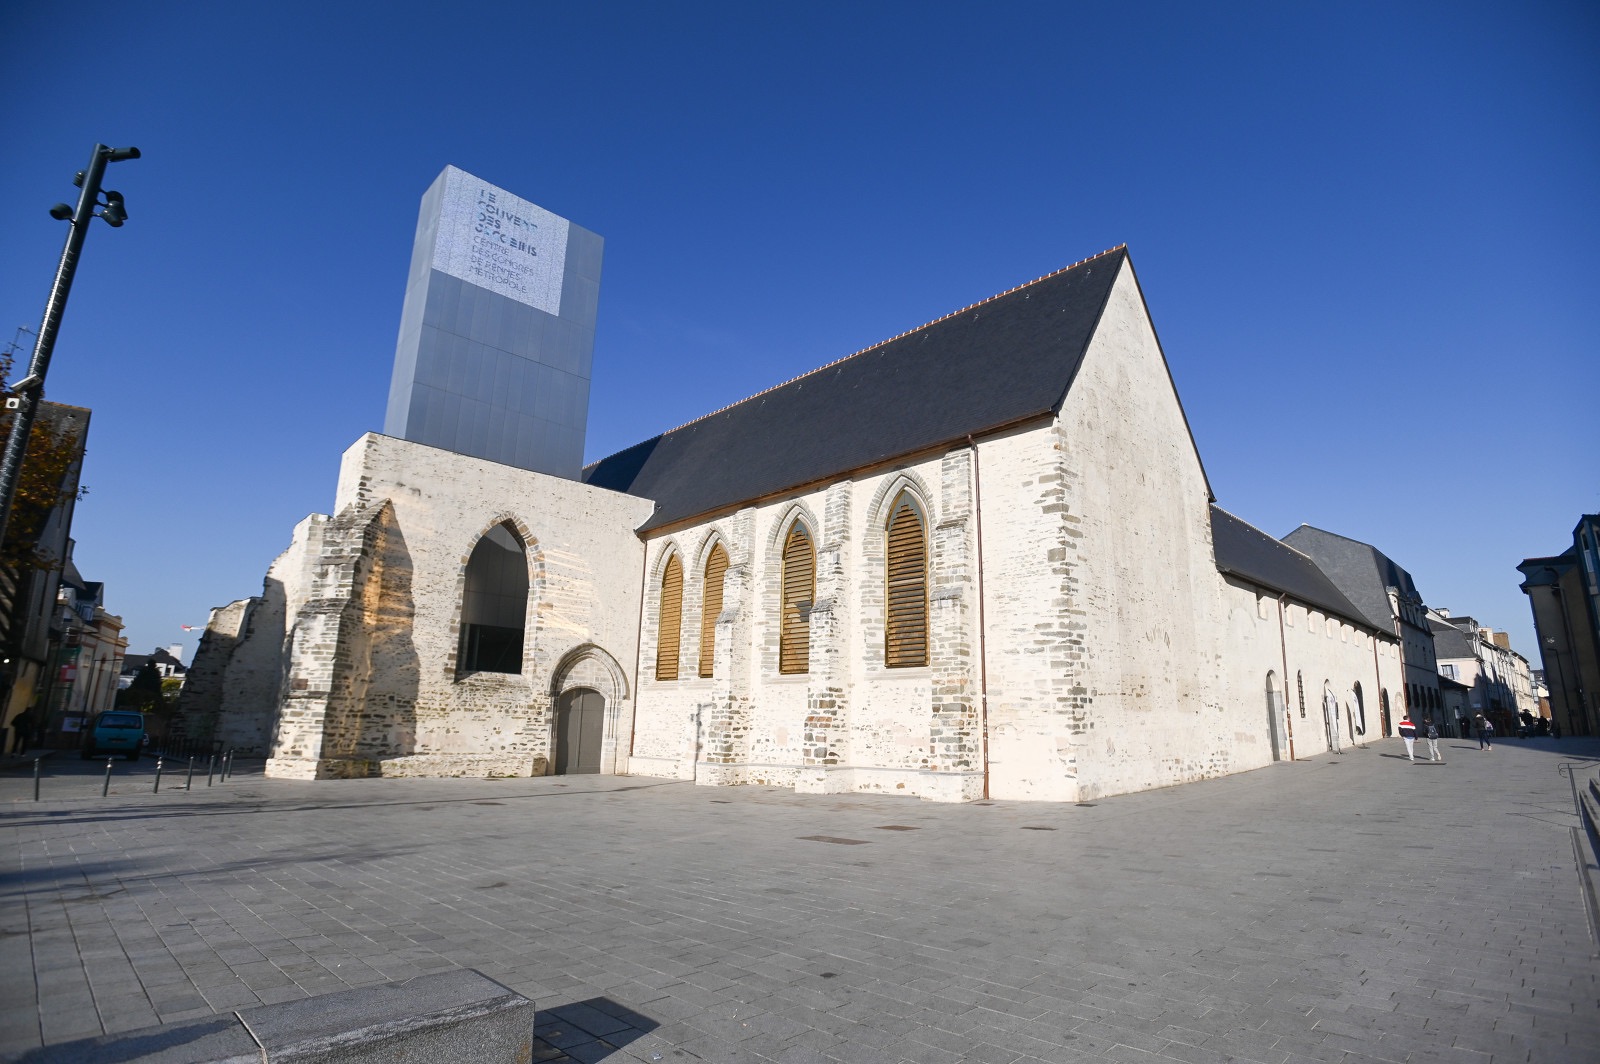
[3,735,1597,1062]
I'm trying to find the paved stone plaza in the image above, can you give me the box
[2,737,1597,1063]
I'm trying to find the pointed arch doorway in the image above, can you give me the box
[555,688,605,775]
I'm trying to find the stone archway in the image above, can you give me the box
[1265,671,1286,761]
[548,644,630,775]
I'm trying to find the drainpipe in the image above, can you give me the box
[1370,627,1384,737]
[626,538,649,764]
[966,436,991,799]
[1276,594,1294,761]
[1394,610,1407,729]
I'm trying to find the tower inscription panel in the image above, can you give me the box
[383,165,601,480]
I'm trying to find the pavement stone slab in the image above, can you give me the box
[2,738,1598,1062]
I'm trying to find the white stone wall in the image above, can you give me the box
[972,419,1085,801]
[262,433,653,779]
[1215,577,1405,762]
[627,447,984,800]
[1039,263,1228,800]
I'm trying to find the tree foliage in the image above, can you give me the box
[117,661,165,714]
[159,676,183,716]
[0,346,84,570]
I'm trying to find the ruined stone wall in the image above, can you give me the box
[180,514,327,756]
[264,433,653,780]
[174,598,249,744]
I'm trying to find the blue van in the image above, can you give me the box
[81,711,145,760]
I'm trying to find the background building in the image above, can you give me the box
[0,401,90,750]
[1280,526,1443,726]
[1428,609,1534,737]
[47,557,126,730]
[1518,515,1600,737]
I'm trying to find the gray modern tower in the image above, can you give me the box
[384,166,602,479]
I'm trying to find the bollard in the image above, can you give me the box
[103,758,114,798]
[222,750,231,781]
[153,756,164,794]
[185,756,195,791]
[33,758,40,801]
[206,755,215,787]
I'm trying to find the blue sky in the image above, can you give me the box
[0,1,1595,664]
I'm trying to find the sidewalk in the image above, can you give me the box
[0,748,58,766]
[2,737,1597,1063]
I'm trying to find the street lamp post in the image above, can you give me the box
[0,142,140,550]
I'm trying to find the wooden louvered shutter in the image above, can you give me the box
[885,500,928,668]
[656,555,683,681]
[780,527,813,674]
[698,544,728,678]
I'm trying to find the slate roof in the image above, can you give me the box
[584,247,1135,532]
[1518,551,1576,587]
[121,648,186,677]
[1280,525,1425,632]
[1429,617,1476,660]
[1209,507,1374,630]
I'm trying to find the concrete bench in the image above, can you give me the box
[1575,764,1600,949]
[17,969,533,1063]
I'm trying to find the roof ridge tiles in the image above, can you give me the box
[583,244,1128,471]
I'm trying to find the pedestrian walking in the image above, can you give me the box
[1476,713,1493,750]
[1398,715,1417,762]
[9,708,34,754]
[1426,721,1441,762]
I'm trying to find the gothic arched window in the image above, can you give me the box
[656,554,684,681]
[780,525,814,675]
[699,543,729,678]
[459,522,527,674]
[885,495,928,668]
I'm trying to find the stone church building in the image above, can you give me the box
[182,241,1404,803]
